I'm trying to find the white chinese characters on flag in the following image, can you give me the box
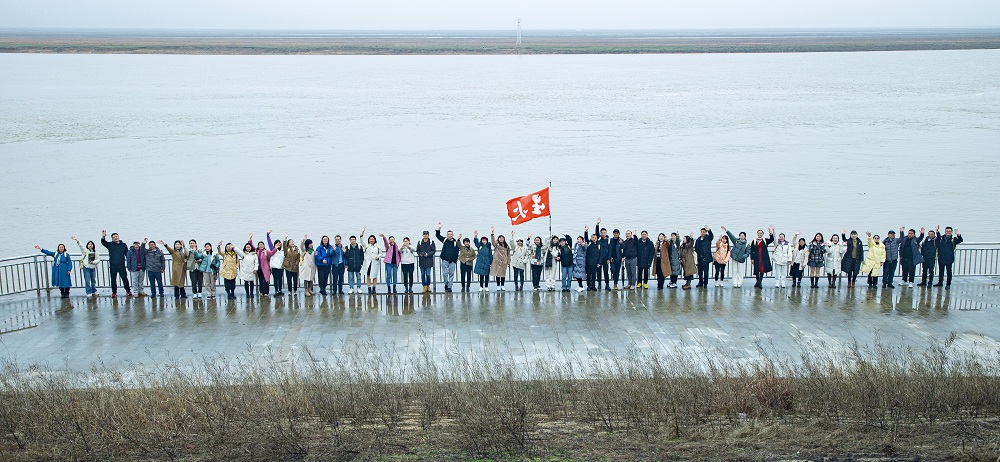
[506,187,550,226]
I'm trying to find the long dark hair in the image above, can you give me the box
[303,239,314,251]
[86,240,96,251]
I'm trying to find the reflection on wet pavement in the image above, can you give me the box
[1,277,998,373]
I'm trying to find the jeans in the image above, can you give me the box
[82,267,97,294]
[332,264,345,293]
[190,270,203,294]
[900,260,916,283]
[441,260,456,289]
[610,259,623,286]
[882,260,898,286]
[317,265,332,293]
[348,271,361,290]
[129,269,145,295]
[385,263,398,288]
[561,266,574,290]
[147,271,164,296]
[938,262,953,286]
[624,258,638,287]
[110,266,130,295]
[513,267,525,288]
[731,260,746,287]
[402,263,415,290]
[530,264,543,289]
[420,267,432,287]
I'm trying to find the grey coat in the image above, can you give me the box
[145,247,166,273]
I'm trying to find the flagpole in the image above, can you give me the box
[548,181,552,239]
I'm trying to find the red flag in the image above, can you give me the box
[506,187,550,226]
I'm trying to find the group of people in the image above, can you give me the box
[34,222,964,299]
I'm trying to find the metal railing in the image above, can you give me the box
[2,242,998,297]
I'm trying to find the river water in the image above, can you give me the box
[1,51,997,256]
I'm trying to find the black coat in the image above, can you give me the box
[416,239,437,269]
[637,238,655,267]
[595,224,610,262]
[558,245,574,269]
[622,236,639,259]
[841,235,865,273]
[436,230,460,263]
[585,240,603,268]
[608,237,624,262]
[920,237,938,263]
[749,235,775,275]
[694,229,715,262]
[344,244,364,272]
[936,234,963,265]
[101,238,129,269]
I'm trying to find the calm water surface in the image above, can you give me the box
[1,51,998,257]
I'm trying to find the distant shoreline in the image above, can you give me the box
[2,28,999,55]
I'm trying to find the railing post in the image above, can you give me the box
[33,255,41,296]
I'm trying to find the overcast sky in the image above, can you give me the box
[2,0,998,30]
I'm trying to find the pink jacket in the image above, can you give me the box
[383,236,402,265]
[255,243,277,281]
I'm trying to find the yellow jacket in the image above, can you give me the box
[860,236,886,276]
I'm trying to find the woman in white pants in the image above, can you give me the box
[545,236,562,290]
[824,234,846,288]
[359,228,382,294]
[722,226,750,288]
[771,232,794,288]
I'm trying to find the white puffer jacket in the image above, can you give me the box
[511,244,531,271]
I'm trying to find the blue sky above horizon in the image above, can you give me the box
[2,0,999,30]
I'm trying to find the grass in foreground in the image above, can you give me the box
[1,336,999,460]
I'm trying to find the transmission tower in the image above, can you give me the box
[516,18,522,46]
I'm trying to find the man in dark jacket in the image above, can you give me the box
[607,229,625,290]
[557,237,574,292]
[935,226,963,289]
[595,218,611,290]
[694,226,715,288]
[882,230,902,288]
[918,229,938,286]
[344,236,364,294]
[621,231,639,289]
[637,231,656,289]
[897,227,924,288]
[585,230,603,291]
[436,223,460,292]
[126,239,147,296]
[417,231,437,293]
[101,230,132,298]
[331,236,346,295]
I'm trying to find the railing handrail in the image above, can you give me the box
[3,241,999,297]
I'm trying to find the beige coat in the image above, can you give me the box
[165,246,188,287]
[655,240,673,277]
[219,247,240,280]
[489,233,512,278]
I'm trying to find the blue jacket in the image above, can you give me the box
[726,231,751,263]
[314,244,333,267]
[42,249,73,288]
[473,239,493,276]
[126,245,145,272]
[198,251,221,274]
[330,245,345,266]
[936,234,963,265]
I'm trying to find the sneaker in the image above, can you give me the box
[127,292,134,297]
[908,283,914,288]
[576,287,585,293]
[111,293,117,298]
[945,285,951,290]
